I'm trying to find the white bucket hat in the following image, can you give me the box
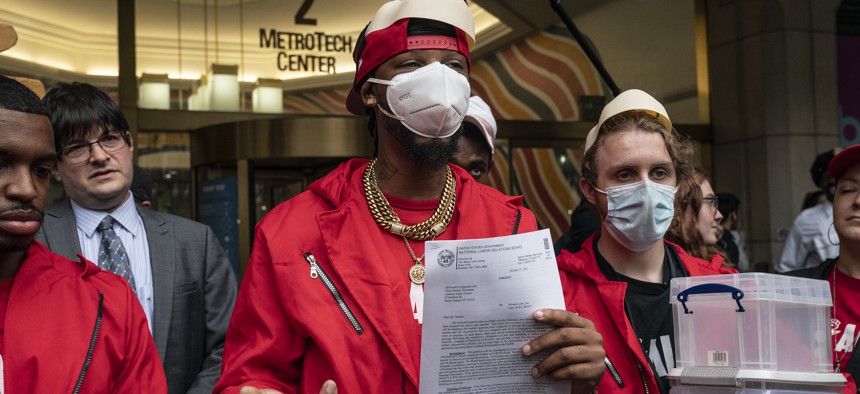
[583,89,672,154]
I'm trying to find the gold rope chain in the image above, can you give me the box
[362,158,456,241]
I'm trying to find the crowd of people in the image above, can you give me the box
[0,0,856,393]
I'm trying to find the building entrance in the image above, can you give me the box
[191,115,372,277]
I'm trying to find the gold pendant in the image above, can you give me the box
[409,264,425,285]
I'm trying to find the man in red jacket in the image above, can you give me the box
[0,75,166,392]
[215,1,605,393]
[557,89,737,393]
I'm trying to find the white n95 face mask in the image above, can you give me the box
[368,62,470,139]
[594,179,676,252]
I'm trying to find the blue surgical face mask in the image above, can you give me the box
[594,179,676,252]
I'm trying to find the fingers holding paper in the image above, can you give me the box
[522,309,605,392]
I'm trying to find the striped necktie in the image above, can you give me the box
[97,216,137,292]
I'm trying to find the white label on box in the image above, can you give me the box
[708,350,729,366]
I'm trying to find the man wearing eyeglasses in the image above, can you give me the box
[36,82,237,394]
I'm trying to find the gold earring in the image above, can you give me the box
[366,97,376,106]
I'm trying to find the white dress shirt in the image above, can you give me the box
[730,230,750,272]
[777,201,839,273]
[71,194,154,333]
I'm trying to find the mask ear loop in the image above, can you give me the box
[828,222,840,246]
[590,182,607,195]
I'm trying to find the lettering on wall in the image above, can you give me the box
[295,0,317,25]
[259,29,354,74]
[256,0,356,74]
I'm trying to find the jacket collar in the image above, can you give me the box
[558,234,730,280]
[69,195,142,238]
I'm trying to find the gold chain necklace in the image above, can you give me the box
[363,158,456,284]
[363,158,456,241]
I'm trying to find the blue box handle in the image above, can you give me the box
[676,283,745,314]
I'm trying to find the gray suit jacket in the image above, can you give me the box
[36,199,238,394]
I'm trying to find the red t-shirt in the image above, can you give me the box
[830,267,860,373]
[380,191,459,365]
[0,273,15,357]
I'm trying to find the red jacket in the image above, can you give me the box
[215,159,537,394]
[557,235,736,393]
[2,241,166,393]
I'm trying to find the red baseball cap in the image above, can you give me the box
[828,144,860,181]
[345,0,475,116]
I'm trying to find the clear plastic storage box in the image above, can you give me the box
[669,273,833,374]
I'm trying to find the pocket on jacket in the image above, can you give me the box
[174,280,200,296]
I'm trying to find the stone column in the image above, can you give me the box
[118,0,138,137]
[706,0,841,271]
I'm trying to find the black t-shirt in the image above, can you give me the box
[594,238,688,394]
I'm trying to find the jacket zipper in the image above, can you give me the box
[304,253,364,334]
[635,358,650,394]
[512,209,521,235]
[604,355,625,387]
[401,370,407,394]
[73,292,103,394]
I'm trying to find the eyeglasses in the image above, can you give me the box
[702,196,719,212]
[59,132,128,164]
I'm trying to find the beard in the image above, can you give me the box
[380,113,461,171]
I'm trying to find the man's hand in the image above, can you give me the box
[522,309,605,393]
[238,380,337,394]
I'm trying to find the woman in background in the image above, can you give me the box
[665,167,731,266]
[787,144,860,391]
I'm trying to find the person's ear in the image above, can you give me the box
[360,81,377,108]
[52,167,61,182]
[580,177,598,205]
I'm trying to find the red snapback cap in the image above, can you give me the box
[345,0,475,116]
[828,144,860,181]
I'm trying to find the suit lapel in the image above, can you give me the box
[43,200,84,261]
[139,207,174,359]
